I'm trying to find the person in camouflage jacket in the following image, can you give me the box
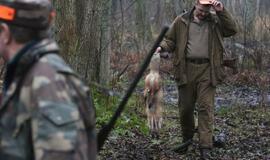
[0,0,97,159]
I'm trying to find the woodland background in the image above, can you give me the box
[52,0,270,85]
[51,0,270,159]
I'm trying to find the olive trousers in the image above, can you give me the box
[178,62,215,148]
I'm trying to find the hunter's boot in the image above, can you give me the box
[199,148,211,160]
[172,137,193,154]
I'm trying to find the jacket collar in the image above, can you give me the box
[3,39,59,94]
[0,39,59,111]
[16,39,59,77]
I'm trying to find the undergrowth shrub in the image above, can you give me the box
[92,87,149,137]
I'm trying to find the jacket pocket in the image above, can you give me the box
[173,63,188,86]
[34,101,81,151]
[41,101,79,126]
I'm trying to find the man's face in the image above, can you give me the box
[194,3,211,20]
[0,23,9,61]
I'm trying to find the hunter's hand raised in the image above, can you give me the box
[211,0,223,12]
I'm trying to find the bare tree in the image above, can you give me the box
[99,0,112,85]
[52,0,270,85]
[53,0,110,84]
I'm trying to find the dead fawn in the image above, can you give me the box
[144,52,163,134]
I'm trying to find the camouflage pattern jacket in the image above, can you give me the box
[0,39,97,160]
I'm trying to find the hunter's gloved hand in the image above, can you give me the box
[211,0,224,12]
[155,47,169,59]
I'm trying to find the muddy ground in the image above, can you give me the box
[98,101,270,160]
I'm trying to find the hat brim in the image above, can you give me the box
[199,0,213,5]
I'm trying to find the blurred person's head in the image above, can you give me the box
[0,0,55,60]
[194,0,212,20]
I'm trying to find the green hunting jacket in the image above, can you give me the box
[0,39,97,160]
[160,8,238,86]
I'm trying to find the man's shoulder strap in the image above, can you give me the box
[6,52,57,105]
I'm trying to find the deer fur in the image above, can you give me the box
[144,53,163,132]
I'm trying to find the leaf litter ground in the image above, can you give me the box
[99,102,270,160]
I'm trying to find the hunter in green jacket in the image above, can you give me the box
[157,0,237,159]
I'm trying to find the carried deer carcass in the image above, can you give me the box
[144,52,163,133]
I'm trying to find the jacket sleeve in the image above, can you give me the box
[216,8,238,37]
[29,67,97,160]
[160,16,180,52]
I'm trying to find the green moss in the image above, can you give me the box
[216,106,232,116]
[92,88,149,137]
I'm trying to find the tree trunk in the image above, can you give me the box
[53,0,110,84]
[135,0,153,51]
[52,0,77,64]
[99,0,112,85]
[173,0,185,15]
[75,0,100,82]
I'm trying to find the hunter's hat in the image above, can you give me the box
[199,0,213,5]
[0,0,55,29]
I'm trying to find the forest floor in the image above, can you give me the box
[98,59,270,159]
[98,96,270,160]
